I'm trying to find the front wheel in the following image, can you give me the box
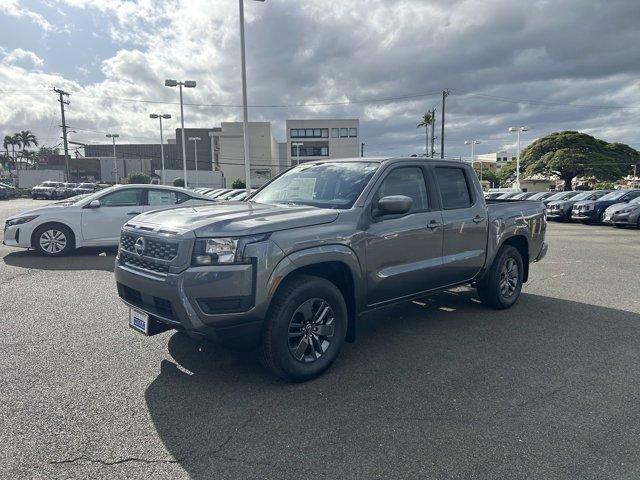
[33,224,74,256]
[477,245,524,309]
[260,274,347,382]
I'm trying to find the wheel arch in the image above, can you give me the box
[30,221,77,249]
[500,235,529,282]
[267,245,364,343]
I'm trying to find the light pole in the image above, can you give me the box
[292,142,303,166]
[105,133,119,184]
[239,0,266,196]
[165,79,196,187]
[464,140,481,183]
[508,126,529,189]
[150,114,171,185]
[188,136,201,187]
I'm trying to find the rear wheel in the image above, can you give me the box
[477,245,524,309]
[260,274,347,382]
[33,224,74,256]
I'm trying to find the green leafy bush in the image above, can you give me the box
[126,172,151,184]
[231,178,246,189]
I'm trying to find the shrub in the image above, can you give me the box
[173,177,185,187]
[126,172,151,184]
[231,178,246,189]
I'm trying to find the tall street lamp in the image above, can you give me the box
[239,0,265,195]
[508,126,529,189]
[188,136,201,187]
[165,79,196,187]
[464,140,481,183]
[150,113,171,185]
[292,142,303,166]
[105,133,119,184]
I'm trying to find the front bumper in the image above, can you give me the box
[572,210,599,221]
[546,209,568,220]
[2,223,34,248]
[115,258,265,345]
[611,213,636,226]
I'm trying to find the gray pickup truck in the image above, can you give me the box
[115,158,547,382]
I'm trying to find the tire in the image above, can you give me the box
[260,274,347,382]
[476,245,524,309]
[33,224,75,256]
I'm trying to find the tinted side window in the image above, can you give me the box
[624,191,640,201]
[376,167,428,213]
[435,167,473,210]
[100,189,142,207]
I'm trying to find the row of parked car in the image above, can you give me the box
[31,181,102,199]
[189,187,256,201]
[0,181,17,199]
[485,189,640,228]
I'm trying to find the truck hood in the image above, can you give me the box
[132,201,339,236]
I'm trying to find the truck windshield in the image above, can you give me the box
[252,161,379,209]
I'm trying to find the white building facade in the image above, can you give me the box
[212,122,280,187]
[286,119,360,166]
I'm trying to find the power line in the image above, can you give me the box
[64,89,444,109]
[453,89,640,111]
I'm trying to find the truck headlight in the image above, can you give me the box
[6,215,38,227]
[192,234,270,266]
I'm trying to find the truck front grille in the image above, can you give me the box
[120,232,179,261]
[121,252,170,275]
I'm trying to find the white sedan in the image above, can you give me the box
[3,184,216,256]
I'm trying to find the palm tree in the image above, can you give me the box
[18,130,38,168]
[3,135,11,160]
[11,134,22,170]
[417,112,434,156]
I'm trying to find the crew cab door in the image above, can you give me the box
[364,165,444,307]
[431,165,488,285]
[81,188,145,244]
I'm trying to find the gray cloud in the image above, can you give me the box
[1,0,640,159]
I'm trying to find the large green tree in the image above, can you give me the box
[517,131,639,190]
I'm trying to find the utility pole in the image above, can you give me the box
[54,88,70,180]
[430,108,436,157]
[440,90,449,159]
[361,142,365,157]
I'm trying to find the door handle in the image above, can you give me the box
[127,211,142,215]
[427,220,442,229]
[472,215,486,223]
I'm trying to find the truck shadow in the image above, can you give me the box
[3,247,117,272]
[144,291,640,479]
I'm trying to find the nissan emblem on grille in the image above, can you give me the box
[134,237,146,256]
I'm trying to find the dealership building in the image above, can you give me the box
[82,119,361,187]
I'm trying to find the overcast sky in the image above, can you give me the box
[1,0,639,159]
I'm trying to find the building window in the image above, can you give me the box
[349,128,357,138]
[331,128,339,138]
[340,128,348,138]
[291,128,329,139]
[291,144,329,157]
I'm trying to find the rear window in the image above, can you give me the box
[435,167,473,209]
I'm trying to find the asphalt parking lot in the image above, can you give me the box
[1,198,639,479]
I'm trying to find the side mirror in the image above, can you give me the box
[89,199,100,208]
[374,195,413,217]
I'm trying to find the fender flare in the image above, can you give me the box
[266,244,365,342]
